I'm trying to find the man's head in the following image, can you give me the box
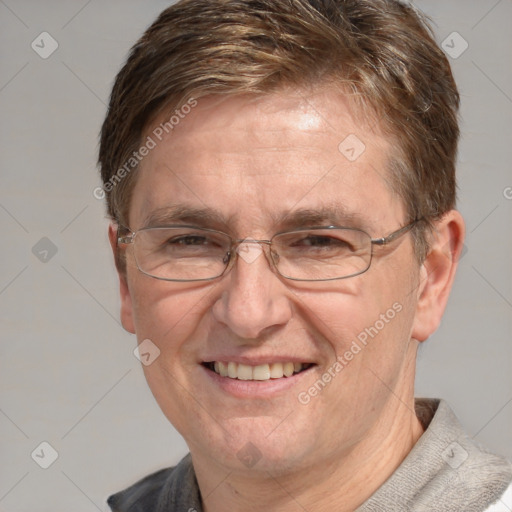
[99,0,460,262]
[98,0,465,486]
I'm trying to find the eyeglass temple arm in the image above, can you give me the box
[371,219,421,246]
[116,224,134,245]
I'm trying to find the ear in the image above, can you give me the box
[108,223,136,334]
[411,210,465,342]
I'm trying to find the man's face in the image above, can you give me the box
[118,88,424,473]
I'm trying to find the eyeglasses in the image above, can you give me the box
[117,219,421,282]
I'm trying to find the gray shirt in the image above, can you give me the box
[107,399,512,511]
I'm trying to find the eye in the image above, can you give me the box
[290,234,352,250]
[168,234,211,246]
[275,229,363,258]
[294,235,349,247]
[159,231,229,257]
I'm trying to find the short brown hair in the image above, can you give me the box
[98,0,460,261]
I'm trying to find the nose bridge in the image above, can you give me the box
[231,238,273,271]
[233,238,272,250]
[213,237,291,340]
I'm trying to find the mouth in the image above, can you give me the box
[202,361,315,381]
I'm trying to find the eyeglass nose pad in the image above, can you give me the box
[236,239,264,264]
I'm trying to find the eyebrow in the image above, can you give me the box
[141,205,228,229]
[273,206,364,231]
[141,204,367,232]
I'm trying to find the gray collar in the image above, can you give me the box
[357,398,512,511]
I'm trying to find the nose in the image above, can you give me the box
[211,240,292,340]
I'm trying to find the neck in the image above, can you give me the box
[192,398,424,512]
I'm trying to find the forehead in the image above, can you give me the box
[130,88,405,233]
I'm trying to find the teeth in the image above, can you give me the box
[237,364,253,381]
[218,361,228,377]
[211,361,309,380]
[227,361,237,378]
[283,362,294,377]
[269,362,284,378]
[253,364,271,381]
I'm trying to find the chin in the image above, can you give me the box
[188,416,315,474]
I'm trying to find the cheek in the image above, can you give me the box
[299,275,416,373]
[295,282,394,348]
[129,275,215,351]
[129,280,217,431]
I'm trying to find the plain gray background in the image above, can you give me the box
[0,1,511,510]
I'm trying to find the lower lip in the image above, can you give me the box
[200,364,316,399]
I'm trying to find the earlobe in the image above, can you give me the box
[411,210,465,342]
[108,223,136,334]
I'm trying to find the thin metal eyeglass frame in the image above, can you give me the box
[117,218,422,282]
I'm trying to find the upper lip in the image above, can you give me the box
[201,355,317,365]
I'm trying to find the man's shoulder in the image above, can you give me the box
[107,466,176,511]
[358,398,512,511]
[484,482,512,512]
[107,453,198,512]
[413,398,512,510]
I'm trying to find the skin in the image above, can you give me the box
[109,87,465,512]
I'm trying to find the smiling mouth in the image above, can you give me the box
[203,361,315,381]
